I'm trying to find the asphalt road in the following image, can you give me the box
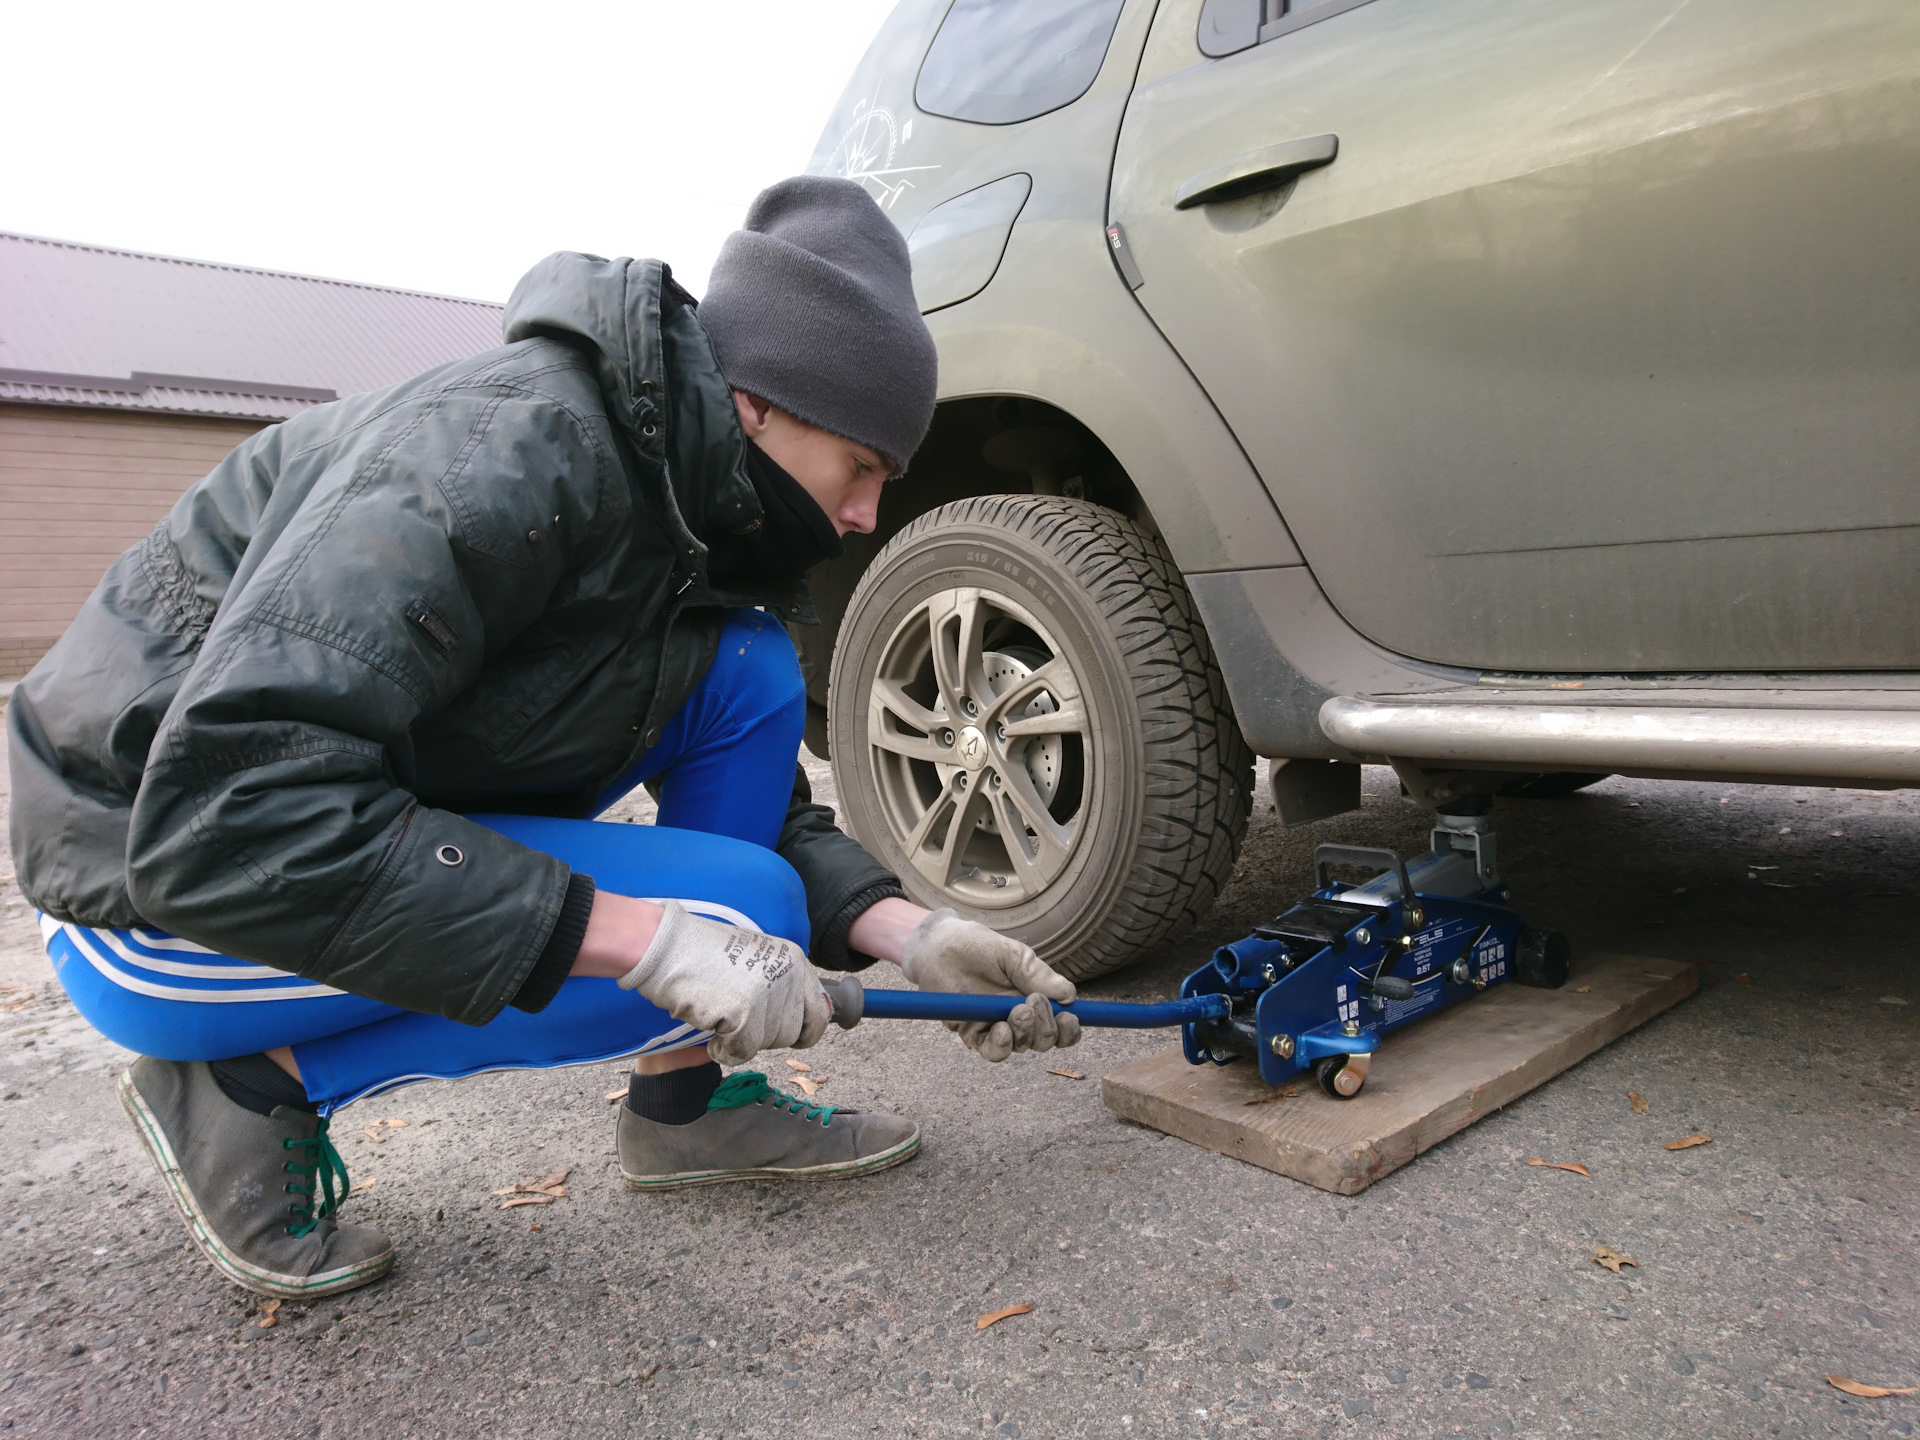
[0,719,1915,1440]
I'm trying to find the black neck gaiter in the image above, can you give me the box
[706,443,844,588]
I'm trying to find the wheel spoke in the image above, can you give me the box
[871,678,944,734]
[928,588,990,719]
[982,656,1080,729]
[923,783,987,890]
[867,679,950,763]
[1001,705,1086,740]
[989,765,1074,880]
[868,727,950,764]
[901,779,956,855]
[985,785,1048,896]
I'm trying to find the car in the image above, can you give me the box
[795,0,1920,980]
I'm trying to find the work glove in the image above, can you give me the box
[896,908,1080,1062]
[617,901,830,1066]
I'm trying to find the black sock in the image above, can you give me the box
[626,1062,722,1125]
[210,1053,317,1117]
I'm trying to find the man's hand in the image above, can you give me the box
[897,908,1080,1062]
[616,901,830,1066]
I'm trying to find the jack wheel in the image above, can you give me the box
[1515,929,1572,989]
[1314,1055,1367,1100]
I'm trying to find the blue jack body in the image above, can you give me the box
[815,823,1566,1099]
[1180,836,1567,1097]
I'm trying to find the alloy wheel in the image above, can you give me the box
[864,585,1091,908]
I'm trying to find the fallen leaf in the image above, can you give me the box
[1664,1133,1712,1151]
[1734,973,1754,986]
[605,1088,627,1104]
[1591,1245,1638,1274]
[793,1077,821,1097]
[529,1224,541,1232]
[381,1118,409,1129]
[1574,985,1592,993]
[1830,831,1844,838]
[257,1299,282,1329]
[1525,1157,1593,1177]
[1243,1084,1303,1107]
[1828,1376,1918,1398]
[977,1304,1034,1330]
[784,1059,812,1073]
[1750,864,1779,871]
[1628,1092,1650,1115]
[349,1177,377,1194]
[1046,1069,1086,1080]
[499,1194,555,1209]
[493,1168,573,1200]
[362,1126,387,1144]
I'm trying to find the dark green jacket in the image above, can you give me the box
[6,253,895,1025]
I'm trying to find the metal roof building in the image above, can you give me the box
[0,231,505,681]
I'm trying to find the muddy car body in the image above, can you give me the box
[797,0,1920,977]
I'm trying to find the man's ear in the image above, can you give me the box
[732,390,772,437]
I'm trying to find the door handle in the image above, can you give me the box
[1174,133,1338,210]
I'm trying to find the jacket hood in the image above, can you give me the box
[502,252,764,554]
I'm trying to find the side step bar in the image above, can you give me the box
[1319,697,1920,786]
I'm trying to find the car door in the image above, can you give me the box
[1110,0,1920,673]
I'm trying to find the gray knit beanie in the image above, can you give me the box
[699,176,937,474]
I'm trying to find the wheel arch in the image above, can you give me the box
[797,392,1175,760]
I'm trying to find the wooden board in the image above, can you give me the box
[1100,952,1696,1195]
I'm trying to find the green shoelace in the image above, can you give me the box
[281,1117,350,1238]
[707,1070,839,1127]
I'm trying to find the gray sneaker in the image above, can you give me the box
[618,1070,920,1190]
[118,1057,394,1298]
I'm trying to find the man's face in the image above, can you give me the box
[732,391,888,535]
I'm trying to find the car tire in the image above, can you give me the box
[828,495,1252,981]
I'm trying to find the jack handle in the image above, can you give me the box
[817,975,1231,1031]
[1313,844,1424,930]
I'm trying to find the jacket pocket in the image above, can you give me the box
[406,598,459,656]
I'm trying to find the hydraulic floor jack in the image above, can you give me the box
[821,808,1569,1098]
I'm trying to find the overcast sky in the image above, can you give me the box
[2,1,894,302]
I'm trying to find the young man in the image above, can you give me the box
[6,177,1079,1300]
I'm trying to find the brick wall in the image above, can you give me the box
[0,403,266,681]
[0,637,54,684]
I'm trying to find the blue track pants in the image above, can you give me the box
[41,609,810,1114]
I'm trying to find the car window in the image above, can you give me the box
[1198,0,1377,57]
[916,0,1128,126]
